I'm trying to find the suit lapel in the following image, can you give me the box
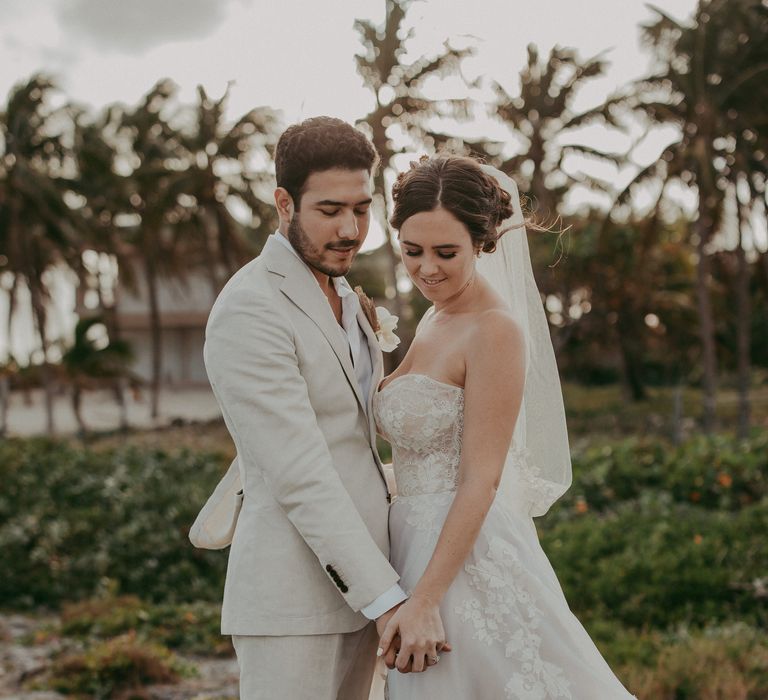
[357,304,384,451]
[263,237,366,413]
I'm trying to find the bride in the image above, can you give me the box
[373,155,636,699]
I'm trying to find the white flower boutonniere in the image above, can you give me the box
[374,306,401,352]
[354,286,401,353]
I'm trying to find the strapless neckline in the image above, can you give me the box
[377,373,464,395]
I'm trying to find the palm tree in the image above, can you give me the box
[723,26,767,437]
[0,75,89,433]
[61,316,134,434]
[725,150,767,438]
[487,45,623,218]
[72,82,280,421]
[355,0,475,355]
[115,79,189,420]
[70,105,135,335]
[174,85,279,294]
[626,0,768,430]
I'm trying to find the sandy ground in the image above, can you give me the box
[0,612,240,700]
[4,387,222,438]
[0,613,387,700]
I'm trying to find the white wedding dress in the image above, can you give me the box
[373,373,637,700]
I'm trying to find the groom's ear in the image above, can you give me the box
[274,187,295,224]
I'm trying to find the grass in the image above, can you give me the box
[562,379,768,441]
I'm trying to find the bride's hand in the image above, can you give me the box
[377,593,451,673]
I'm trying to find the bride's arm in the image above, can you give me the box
[414,310,525,596]
[378,310,525,671]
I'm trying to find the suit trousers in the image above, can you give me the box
[232,622,380,700]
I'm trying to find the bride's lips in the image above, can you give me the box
[420,277,446,288]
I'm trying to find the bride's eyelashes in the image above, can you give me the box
[404,250,457,259]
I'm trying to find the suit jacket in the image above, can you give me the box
[203,236,399,636]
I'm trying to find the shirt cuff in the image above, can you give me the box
[361,584,409,620]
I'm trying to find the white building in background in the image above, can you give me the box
[114,265,215,386]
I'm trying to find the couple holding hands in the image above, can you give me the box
[192,116,636,699]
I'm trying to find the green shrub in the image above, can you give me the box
[619,624,768,700]
[549,432,768,520]
[540,497,768,629]
[0,438,228,608]
[45,631,191,699]
[3,431,766,639]
[58,594,231,657]
[60,594,147,638]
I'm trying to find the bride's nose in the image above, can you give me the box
[419,256,440,276]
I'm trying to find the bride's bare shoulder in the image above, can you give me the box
[471,307,524,350]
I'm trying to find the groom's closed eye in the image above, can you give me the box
[318,207,370,217]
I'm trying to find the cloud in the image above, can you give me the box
[56,0,247,53]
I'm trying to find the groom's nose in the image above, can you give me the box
[337,211,360,239]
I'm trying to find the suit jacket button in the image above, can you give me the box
[340,584,349,593]
[325,565,333,572]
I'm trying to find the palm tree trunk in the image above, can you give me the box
[671,382,684,445]
[616,305,647,402]
[0,373,9,437]
[2,277,17,436]
[71,385,87,434]
[6,273,18,345]
[695,204,718,432]
[113,378,128,431]
[144,259,162,421]
[763,229,768,344]
[735,209,751,439]
[29,282,55,435]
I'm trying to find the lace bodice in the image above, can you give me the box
[373,374,464,497]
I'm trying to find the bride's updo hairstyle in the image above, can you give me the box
[390,155,514,253]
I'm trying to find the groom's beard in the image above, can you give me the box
[287,215,360,278]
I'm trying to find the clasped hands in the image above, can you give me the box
[375,593,451,673]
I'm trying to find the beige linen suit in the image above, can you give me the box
[203,236,399,697]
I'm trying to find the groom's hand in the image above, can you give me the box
[377,593,451,673]
[375,602,403,639]
[376,603,403,670]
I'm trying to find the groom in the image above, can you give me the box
[202,117,437,698]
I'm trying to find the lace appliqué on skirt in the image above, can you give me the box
[456,536,572,700]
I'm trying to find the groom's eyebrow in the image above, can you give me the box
[315,198,373,207]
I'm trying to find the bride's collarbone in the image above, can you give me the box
[396,333,468,389]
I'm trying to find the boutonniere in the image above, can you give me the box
[354,286,401,353]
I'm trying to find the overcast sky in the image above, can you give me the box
[2,0,700,122]
[2,0,707,359]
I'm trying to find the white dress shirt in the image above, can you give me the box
[273,232,408,618]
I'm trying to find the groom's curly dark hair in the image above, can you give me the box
[275,116,379,210]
